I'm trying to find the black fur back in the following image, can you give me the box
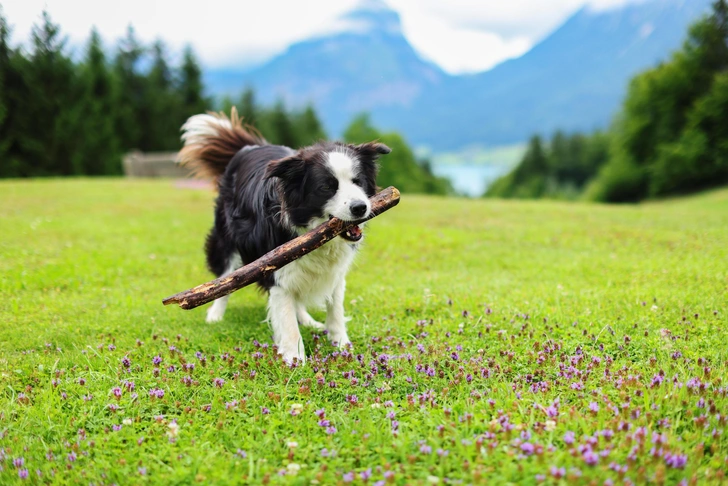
[205,145,298,289]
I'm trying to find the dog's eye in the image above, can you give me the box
[352,177,362,186]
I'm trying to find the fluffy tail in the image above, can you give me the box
[178,107,265,181]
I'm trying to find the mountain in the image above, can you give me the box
[204,0,447,136]
[204,0,714,151]
[378,0,714,150]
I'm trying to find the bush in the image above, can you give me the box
[344,114,453,195]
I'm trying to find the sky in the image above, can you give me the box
[2,0,641,74]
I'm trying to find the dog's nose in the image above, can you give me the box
[350,200,367,218]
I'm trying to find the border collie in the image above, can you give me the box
[179,109,390,364]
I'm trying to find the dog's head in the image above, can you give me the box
[266,141,391,242]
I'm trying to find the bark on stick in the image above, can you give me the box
[162,186,400,310]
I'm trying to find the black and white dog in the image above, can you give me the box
[179,109,390,364]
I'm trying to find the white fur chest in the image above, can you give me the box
[274,238,357,306]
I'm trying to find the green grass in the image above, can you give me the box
[1,178,727,485]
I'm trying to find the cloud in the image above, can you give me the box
[391,7,533,73]
[2,0,644,74]
[3,0,359,67]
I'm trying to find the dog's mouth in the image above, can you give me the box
[341,224,363,242]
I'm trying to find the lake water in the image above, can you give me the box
[431,163,511,197]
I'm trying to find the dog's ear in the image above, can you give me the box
[351,142,392,157]
[266,155,305,180]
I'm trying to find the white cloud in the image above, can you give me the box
[391,7,532,73]
[3,0,359,67]
[2,0,643,74]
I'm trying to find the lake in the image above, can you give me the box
[431,163,511,197]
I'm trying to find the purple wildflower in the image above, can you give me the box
[520,443,535,456]
[564,431,576,445]
[665,453,687,469]
[583,451,599,466]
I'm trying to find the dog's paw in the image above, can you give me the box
[206,299,227,323]
[277,341,306,366]
[328,333,352,350]
[206,309,225,323]
[279,349,306,366]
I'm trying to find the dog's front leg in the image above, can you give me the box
[325,278,351,348]
[268,286,306,364]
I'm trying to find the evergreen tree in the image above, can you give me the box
[295,105,326,145]
[140,40,179,151]
[0,7,12,173]
[343,113,380,143]
[268,99,298,147]
[239,88,257,127]
[486,136,549,199]
[74,29,121,175]
[112,26,145,152]
[25,11,80,175]
[178,45,208,123]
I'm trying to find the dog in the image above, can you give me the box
[178,108,390,364]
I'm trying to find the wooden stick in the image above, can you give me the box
[162,186,401,310]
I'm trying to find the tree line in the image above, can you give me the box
[0,8,450,194]
[486,0,728,202]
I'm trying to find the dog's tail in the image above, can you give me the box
[178,107,265,181]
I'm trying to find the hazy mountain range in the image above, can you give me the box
[204,0,713,151]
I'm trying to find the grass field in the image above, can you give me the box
[1,178,727,485]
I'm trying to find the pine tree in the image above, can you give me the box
[26,11,80,175]
[295,105,326,145]
[239,88,257,127]
[75,29,121,175]
[0,7,12,174]
[140,39,181,151]
[112,26,145,153]
[342,113,380,143]
[268,99,298,147]
[178,45,208,121]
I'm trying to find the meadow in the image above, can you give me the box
[1,178,727,485]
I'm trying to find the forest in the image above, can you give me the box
[486,0,728,202]
[0,9,450,194]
